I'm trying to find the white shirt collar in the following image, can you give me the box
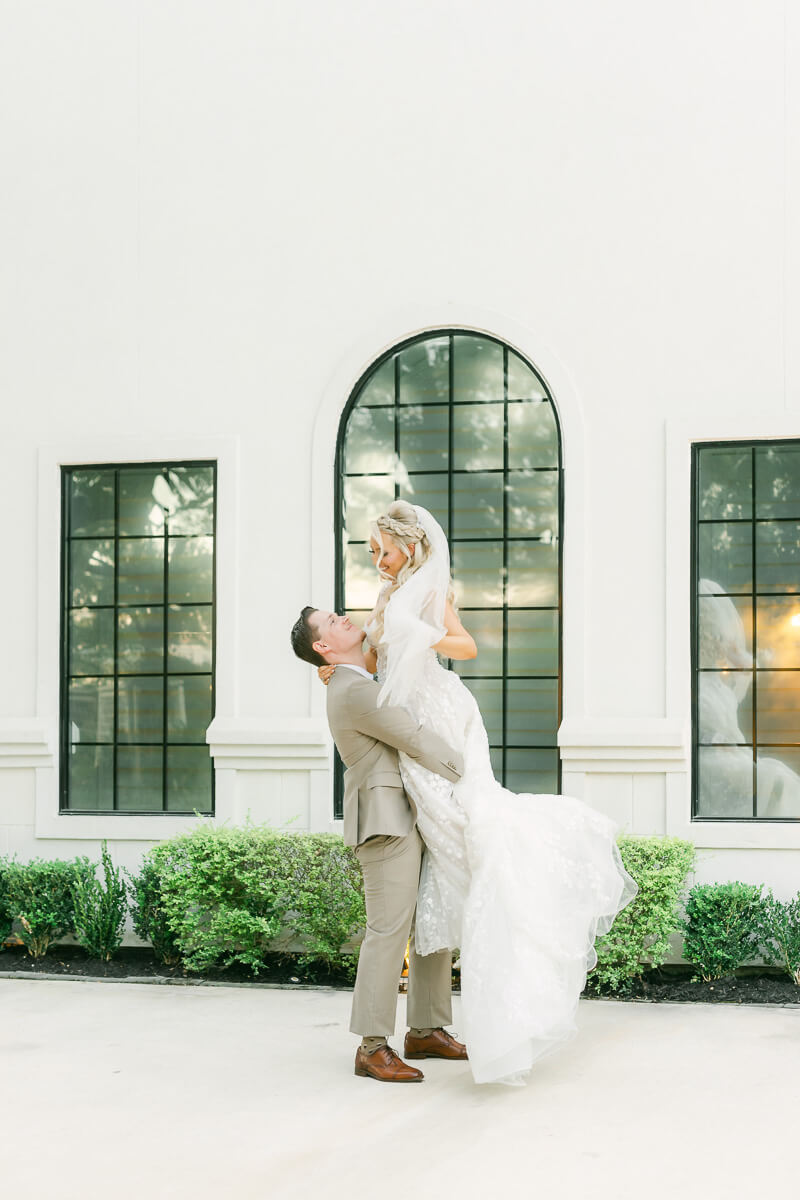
[336,662,375,681]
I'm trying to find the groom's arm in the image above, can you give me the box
[346,677,463,783]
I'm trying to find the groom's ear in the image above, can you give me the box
[312,639,328,658]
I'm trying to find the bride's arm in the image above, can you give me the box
[433,602,477,661]
[316,637,377,686]
[363,644,377,674]
[362,600,379,675]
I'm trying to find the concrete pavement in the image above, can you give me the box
[0,977,796,1200]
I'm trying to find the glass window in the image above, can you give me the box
[61,463,216,814]
[693,441,800,820]
[336,332,562,815]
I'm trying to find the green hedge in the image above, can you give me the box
[135,824,366,977]
[2,832,799,991]
[72,841,129,962]
[761,891,800,985]
[681,883,800,985]
[126,853,182,966]
[3,856,96,958]
[590,836,697,993]
[682,882,765,981]
[0,832,365,973]
[0,858,12,945]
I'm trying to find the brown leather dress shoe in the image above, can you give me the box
[404,1028,469,1060]
[354,1044,425,1082]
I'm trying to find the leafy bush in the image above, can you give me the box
[682,881,766,981]
[139,824,366,976]
[590,836,696,993]
[126,855,182,965]
[274,834,365,978]
[0,857,12,946]
[71,841,128,961]
[4,856,95,958]
[143,825,285,973]
[760,891,800,986]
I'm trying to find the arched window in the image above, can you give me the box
[335,331,562,813]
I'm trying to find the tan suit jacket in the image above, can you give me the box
[326,666,463,847]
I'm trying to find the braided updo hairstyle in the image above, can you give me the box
[366,500,454,646]
[373,500,431,577]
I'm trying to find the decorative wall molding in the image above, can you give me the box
[558,717,689,774]
[0,720,54,769]
[206,717,331,772]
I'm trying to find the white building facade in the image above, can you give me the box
[2,0,800,898]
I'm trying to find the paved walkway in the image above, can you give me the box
[0,977,796,1199]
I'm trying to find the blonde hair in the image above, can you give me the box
[367,500,454,646]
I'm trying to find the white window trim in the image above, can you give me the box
[34,435,240,840]
[666,416,800,849]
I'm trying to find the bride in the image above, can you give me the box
[329,499,637,1085]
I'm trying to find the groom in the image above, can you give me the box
[291,606,468,1082]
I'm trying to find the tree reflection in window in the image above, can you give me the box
[694,441,800,819]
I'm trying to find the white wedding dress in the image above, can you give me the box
[371,507,637,1086]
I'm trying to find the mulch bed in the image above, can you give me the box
[1,944,798,1004]
[0,944,356,988]
[587,966,799,1006]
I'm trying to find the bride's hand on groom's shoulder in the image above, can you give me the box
[318,664,335,686]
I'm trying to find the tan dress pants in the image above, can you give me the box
[349,827,453,1037]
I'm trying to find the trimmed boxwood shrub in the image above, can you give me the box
[590,835,696,993]
[4,856,96,959]
[756,890,800,986]
[133,824,366,977]
[682,881,766,981]
[71,841,128,962]
[0,857,12,946]
[127,854,182,966]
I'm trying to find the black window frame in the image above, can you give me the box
[59,460,217,815]
[333,330,564,819]
[691,437,800,822]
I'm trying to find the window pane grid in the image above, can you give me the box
[698,517,800,522]
[693,440,800,821]
[61,463,216,815]
[112,468,119,806]
[336,331,562,816]
[69,671,213,677]
[67,602,215,609]
[343,468,558,477]
[68,739,210,745]
[343,398,553,410]
[67,532,207,540]
[501,345,509,778]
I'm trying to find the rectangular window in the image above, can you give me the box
[693,441,800,820]
[61,463,216,814]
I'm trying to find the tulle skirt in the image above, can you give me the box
[398,657,637,1086]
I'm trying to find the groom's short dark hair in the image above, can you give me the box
[290,606,326,668]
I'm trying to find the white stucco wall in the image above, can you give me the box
[1,0,799,897]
